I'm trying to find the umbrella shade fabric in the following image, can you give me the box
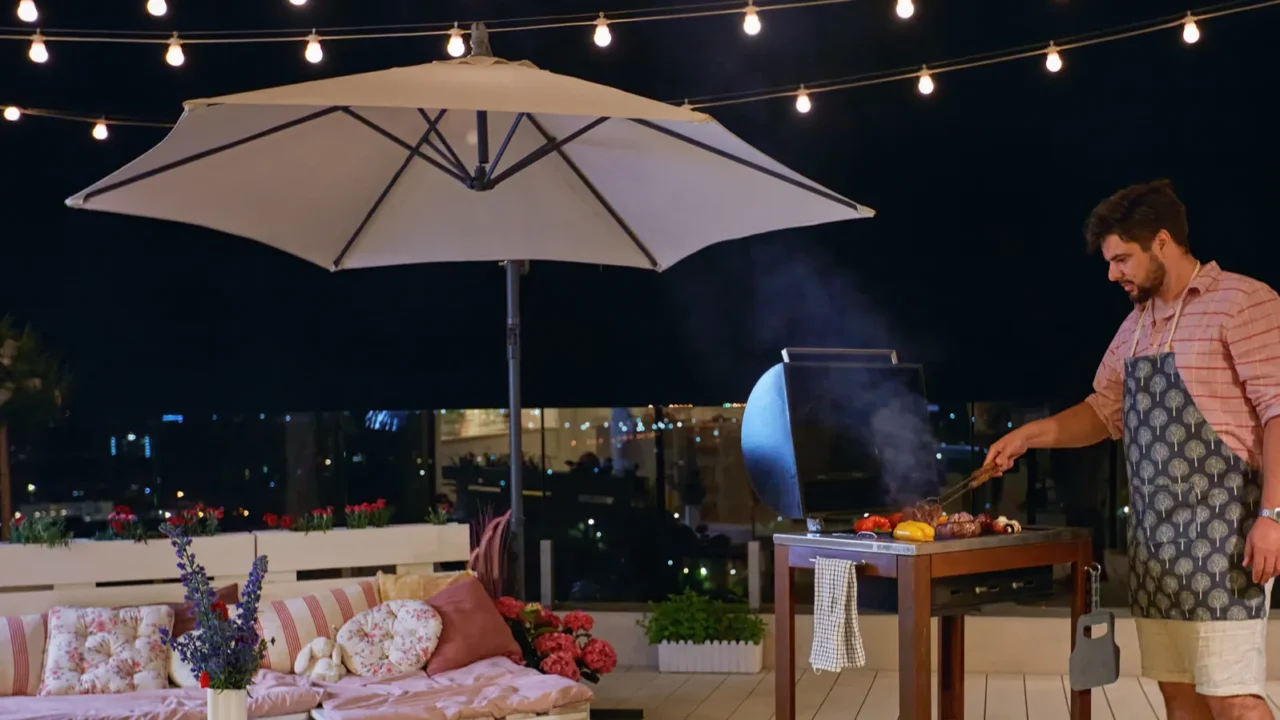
[67,57,872,272]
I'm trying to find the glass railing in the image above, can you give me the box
[4,402,1140,610]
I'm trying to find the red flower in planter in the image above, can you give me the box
[495,597,524,620]
[534,632,580,659]
[167,515,185,527]
[263,513,279,528]
[280,516,294,530]
[539,652,580,682]
[582,639,617,674]
[563,610,594,634]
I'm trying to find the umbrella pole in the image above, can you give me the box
[505,259,526,599]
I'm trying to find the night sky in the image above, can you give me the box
[1,0,1277,416]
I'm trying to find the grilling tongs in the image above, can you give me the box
[936,463,1001,509]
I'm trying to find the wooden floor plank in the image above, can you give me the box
[793,669,839,720]
[590,668,640,708]
[1102,678,1157,720]
[1060,676,1114,719]
[854,672,899,720]
[1138,677,1167,720]
[1024,675,1069,720]
[984,674,1028,720]
[812,671,875,720]
[652,674,729,720]
[725,671,776,720]
[633,672,694,714]
[687,673,768,720]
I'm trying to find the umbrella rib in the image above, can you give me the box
[482,113,526,188]
[525,114,659,270]
[78,106,342,204]
[331,127,435,270]
[416,109,469,179]
[342,109,471,186]
[628,119,868,214]
[486,117,609,189]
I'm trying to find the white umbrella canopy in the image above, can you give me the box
[66,55,871,271]
[67,35,872,592]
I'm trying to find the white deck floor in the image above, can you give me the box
[591,669,1280,719]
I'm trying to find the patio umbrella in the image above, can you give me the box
[66,25,873,592]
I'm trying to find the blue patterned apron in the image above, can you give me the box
[1124,264,1269,621]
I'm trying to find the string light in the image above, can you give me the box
[916,66,933,95]
[289,0,306,5]
[1045,42,1062,73]
[91,120,108,140]
[446,23,466,57]
[16,0,36,22]
[1182,13,1200,43]
[743,1,762,35]
[147,0,167,17]
[27,30,46,63]
[7,0,1276,132]
[304,31,322,62]
[794,86,811,113]
[895,0,914,20]
[165,33,184,66]
[593,13,611,47]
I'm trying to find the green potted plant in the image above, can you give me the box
[638,589,765,673]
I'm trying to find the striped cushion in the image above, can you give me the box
[255,581,380,672]
[0,613,46,697]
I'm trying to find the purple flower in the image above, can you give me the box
[161,524,269,691]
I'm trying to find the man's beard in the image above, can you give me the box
[1128,256,1167,303]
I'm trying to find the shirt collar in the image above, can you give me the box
[1142,260,1219,320]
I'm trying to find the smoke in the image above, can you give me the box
[741,240,941,506]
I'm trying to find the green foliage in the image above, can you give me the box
[637,589,765,645]
[10,514,72,548]
[0,317,68,427]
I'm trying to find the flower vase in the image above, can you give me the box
[206,688,248,720]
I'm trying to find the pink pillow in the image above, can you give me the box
[424,577,522,675]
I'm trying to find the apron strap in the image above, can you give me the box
[1128,262,1202,358]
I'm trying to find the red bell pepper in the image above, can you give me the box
[854,515,892,533]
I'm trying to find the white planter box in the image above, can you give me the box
[253,523,470,575]
[0,532,256,589]
[656,641,763,674]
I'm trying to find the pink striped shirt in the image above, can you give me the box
[1085,262,1280,468]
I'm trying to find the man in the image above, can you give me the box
[987,179,1280,720]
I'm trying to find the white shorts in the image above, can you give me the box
[1135,582,1273,697]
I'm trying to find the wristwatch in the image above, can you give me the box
[1258,509,1280,523]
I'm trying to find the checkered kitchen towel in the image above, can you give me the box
[809,556,866,673]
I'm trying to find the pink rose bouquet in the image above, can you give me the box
[493,597,616,683]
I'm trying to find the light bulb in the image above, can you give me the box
[16,0,36,22]
[895,0,914,20]
[147,0,166,16]
[3,106,19,121]
[1182,14,1199,44]
[304,32,323,63]
[28,31,47,63]
[92,121,108,140]
[794,88,811,114]
[593,13,611,47]
[446,25,466,57]
[917,67,934,95]
[1045,43,1062,73]
[743,3,761,35]
[165,34,184,66]
[289,0,306,5]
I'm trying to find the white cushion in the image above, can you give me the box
[336,600,442,677]
[39,605,173,695]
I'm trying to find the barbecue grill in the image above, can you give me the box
[743,348,1058,614]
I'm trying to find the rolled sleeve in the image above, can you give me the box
[1085,336,1126,440]
[1225,287,1280,425]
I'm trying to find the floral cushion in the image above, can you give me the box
[336,600,442,677]
[39,605,173,696]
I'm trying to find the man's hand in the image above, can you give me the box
[1244,518,1280,584]
[984,428,1032,476]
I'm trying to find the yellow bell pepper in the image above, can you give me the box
[893,521,935,542]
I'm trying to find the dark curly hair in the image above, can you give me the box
[1084,179,1189,254]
